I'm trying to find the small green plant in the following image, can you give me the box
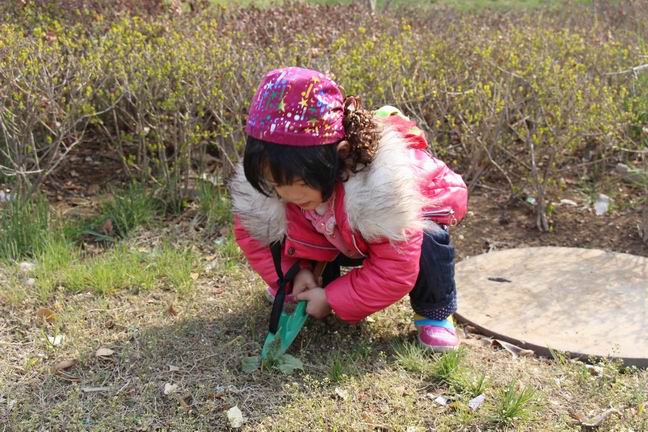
[549,347,571,367]
[242,335,304,375]
[461,372,489,398]
[93,183,160,240]
[394,341,433,375]
[432,349,465,385]
[490,381,536,425]
[32,234,78,299]
[197,180,231,235]
[0,195,49,261]
[218,234,243,268]
[151,243,198,295]
[328,353,352,383]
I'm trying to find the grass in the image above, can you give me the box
[1,175,646,430]
[0,194,49,261]
[218,233,244,268]
[196,179,230,235]
[5,236,198,302]
[91,182,160,240]
[490,381,537,425]
[394,341,433,374]
[432,349,465,385]
[1,227,647,430]
[0,183,196,302]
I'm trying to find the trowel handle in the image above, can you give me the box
[313,261,327,285]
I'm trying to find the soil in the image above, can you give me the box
[454,186,647,261]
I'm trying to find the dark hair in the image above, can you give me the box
[243,97,380,200]
[244,137,340,201]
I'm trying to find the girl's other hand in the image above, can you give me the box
[292,268,319,296]
[295,288,331,319]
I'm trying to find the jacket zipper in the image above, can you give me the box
[286,235,339,251]
[423,208,458,226]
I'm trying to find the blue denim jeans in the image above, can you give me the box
[320,225,457,321]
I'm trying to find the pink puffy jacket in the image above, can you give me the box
[231,106,467,323]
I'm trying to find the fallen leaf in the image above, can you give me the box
[434,395,449,406]
[570,408,620,428]
[36,307,57,323]
[56,370,81,382]
[100,218,113,235]
[586,364,603,376]
[55,359,76,371]
[167,304,177,316]
[334,387,350,400]
[163,383,178,395]
[190,272,200,281]
[241,356,260,374]
[491,339,535,358]
[275,354,304,375]
[226,406,245,428]
[468,394,486,411]
[581,408,620,428]
[54,359,79,382]
[47,334,65,347]
[208,391,225,399]
[175,393,193,411]
[560,199,578,206]
[95,347,114,358]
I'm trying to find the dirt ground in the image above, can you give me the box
[454,186,647,260]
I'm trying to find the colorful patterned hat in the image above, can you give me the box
[245,67,346,146]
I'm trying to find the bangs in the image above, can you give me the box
[243,136,339,200]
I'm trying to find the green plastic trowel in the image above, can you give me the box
[261,300,309,359]
[261,243,326,360]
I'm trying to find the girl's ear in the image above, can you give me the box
[336,140,350,158]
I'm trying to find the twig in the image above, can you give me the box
[605,63,648,76]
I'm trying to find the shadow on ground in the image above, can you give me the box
[3,279,414,430]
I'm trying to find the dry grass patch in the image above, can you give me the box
[1,231,647,430]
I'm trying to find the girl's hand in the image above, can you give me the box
[295,288,331,319]
[292,268,320,296]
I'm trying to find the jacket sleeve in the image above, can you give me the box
[324,230,424,323]
[233,216,303,291]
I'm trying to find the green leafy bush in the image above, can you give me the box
[1,2,646,228]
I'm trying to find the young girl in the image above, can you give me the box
[230,67,467,351]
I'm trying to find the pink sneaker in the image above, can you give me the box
[415,317,460,352]
[264,287,296,304]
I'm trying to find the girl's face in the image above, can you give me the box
[267,177,324,211]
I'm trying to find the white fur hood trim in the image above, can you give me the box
[230,165,286,244]
[230,125,429,245]
[343,126,428,242]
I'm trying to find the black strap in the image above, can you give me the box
[269,240,301,334]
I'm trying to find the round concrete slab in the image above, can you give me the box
[455,247,648,367]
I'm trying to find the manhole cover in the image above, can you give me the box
[456,247,648,367]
